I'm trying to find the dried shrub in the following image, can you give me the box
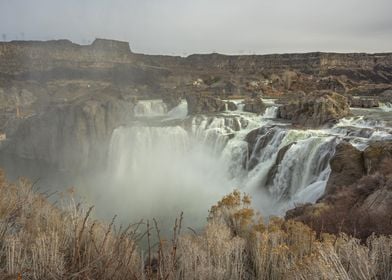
[1,172,392,279]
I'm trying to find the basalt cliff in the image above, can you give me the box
[0,39,392,171]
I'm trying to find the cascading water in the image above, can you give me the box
[91,97,392,228]
[134,100,168,117]
[262,106,278,118]
[104,123,234,227]
[380,102,392,112]
[268,136,336,202]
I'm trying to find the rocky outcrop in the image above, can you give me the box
[278,91,351,128]
[227,101,238,111]
[265,142,296,186]
[287,140,392,239]
[185,93,226,115]
[243,97,266,114]
[363,141,392,174]
[349,97,379,108]
[162,92,182,110]
[324,142,365,194]
[244,126,279,170]
[0,38,392,176]
[3,94,134,171]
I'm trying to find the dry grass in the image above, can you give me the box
[1,171,392,279]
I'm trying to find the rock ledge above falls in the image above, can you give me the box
[278,91,351,128]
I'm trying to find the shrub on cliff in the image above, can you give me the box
[1,172,392,279]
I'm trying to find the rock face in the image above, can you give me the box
[3,95,134,171]
[349,97,379,108]
[0,39,392,174]
[287,140,392,239]
[363,141,392,174]
[243,97,266,114]
[227,101,238,111]
[162,92,182,110]
[325,142,365,194]
[185,93,226,115]
[278,91,351,127]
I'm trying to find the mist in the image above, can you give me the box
[78,123,234,230]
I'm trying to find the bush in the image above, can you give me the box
[1,172,392,279]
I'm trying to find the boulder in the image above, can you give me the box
[162,92,182,110]
[265,142,296,187]
[185,93,226,115]
[349,97,379,108]
[278,91,351,128]
[324,141,365,194]
[243,97,266,114]
[363,141,392,174]
[227,101,238,111]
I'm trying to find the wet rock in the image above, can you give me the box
[325,141,365,194]
[162,92,182,111]
[286,140,392,239]
[363,141,392,174]
[227,101,238,111]
[349,97,379,108]
[244,126,277,170]
[243,97,266,114]
[265,142,296,187]
[278,91,351,128]
[185,93,226,115]
[4,95,134,172]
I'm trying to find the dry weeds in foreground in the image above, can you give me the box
[0,170,392,279]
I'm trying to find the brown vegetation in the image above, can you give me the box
[287,158,392,240]
[1,171,392,279]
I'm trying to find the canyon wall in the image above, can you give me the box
[0,39,391,171]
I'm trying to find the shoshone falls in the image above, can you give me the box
[78,98,392,228]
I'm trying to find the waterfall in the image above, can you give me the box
[105,124,234,226]
[103,112,342,222]
[98,96,392,225]
[268,136,336,201]
[134,100,168,117]
[335,116,385,128]
[243,128,336,212]
[167,100,188,119]
[262,106,278,118]
[380,102,392,112]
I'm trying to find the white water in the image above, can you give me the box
[380,102,392,112]
[105,124,233,226]
[89,98,391,227]
[331,115,392,149]
[262,106,278,118]
[134,100,168,117]
[335,116,385,128]
[166,100,188,119]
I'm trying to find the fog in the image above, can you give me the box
[77,123,235,231]
[1,0,392,55]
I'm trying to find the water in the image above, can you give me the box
[134,100,168,117]
[102,99,346,225]
[2,97,391,229]
[262,106,278,118]
[380,102,392,112]
[98,124,233,227]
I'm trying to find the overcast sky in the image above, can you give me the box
[1,0,391,55]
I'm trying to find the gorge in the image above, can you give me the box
[0,39,392,232]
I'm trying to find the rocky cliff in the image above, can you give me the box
[3,93,134,171]
[286,140,392,239]
[0,39,391,171]
[278,91,351,128]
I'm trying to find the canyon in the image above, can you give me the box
[0,39,391,235]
